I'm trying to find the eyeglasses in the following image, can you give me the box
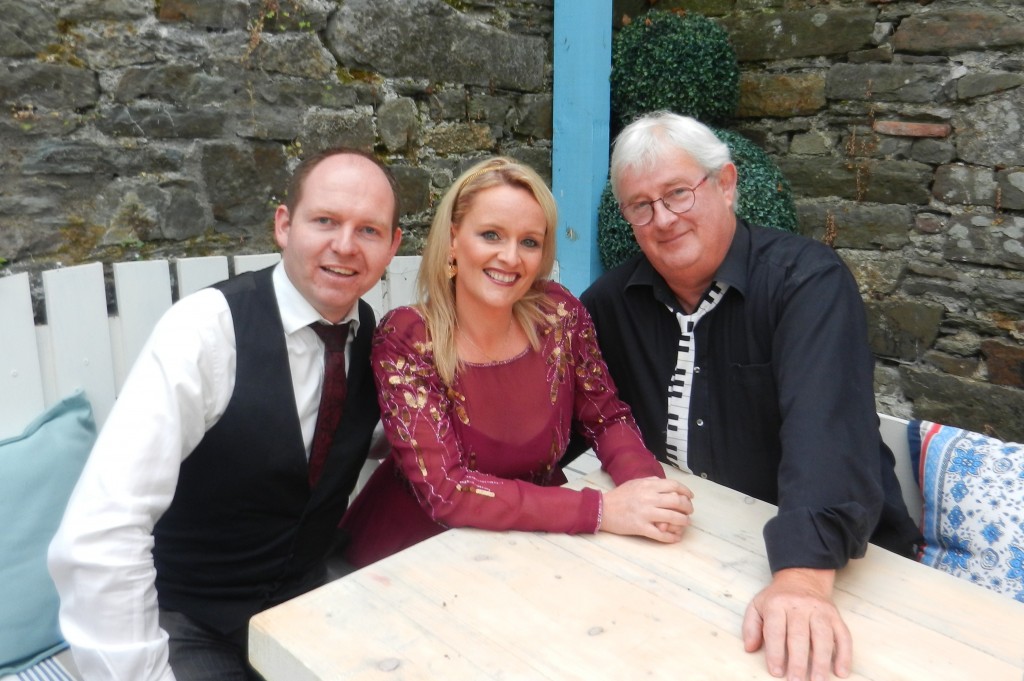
[619,175,709,227]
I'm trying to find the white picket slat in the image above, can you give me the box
[364,279,385,321]
[880,413,919,523]
[0,273,47,440]
[234,253,281,274]
[112,260,173,389]
[41,263,117,428]
[34,326,57,422]
[176,256,229,298]
[384,255,421,312]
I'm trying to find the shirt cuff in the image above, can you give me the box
[575,486,602,534]
[763,504,872,573]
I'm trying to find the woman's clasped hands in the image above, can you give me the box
[600,477,694,542]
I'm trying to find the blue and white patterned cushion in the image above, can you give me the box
[909,420,1024,602]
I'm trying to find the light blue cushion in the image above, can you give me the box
[0,392,96,674]
[909,419,1024,603]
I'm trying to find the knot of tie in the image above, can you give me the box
[311,322,350,353]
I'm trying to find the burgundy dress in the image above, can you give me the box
[339,282,664,568]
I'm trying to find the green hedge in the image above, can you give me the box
[611,10,739,131]
[715,127,798,234]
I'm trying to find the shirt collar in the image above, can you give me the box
[625,218,752,308]
[715,218,750,298]
[272,262,361,337]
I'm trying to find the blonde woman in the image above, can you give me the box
[339,157,693,568]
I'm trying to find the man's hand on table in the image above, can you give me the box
[600,477,694,542]
[741,567,851,681]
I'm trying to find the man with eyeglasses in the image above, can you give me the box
[577,112,921,681]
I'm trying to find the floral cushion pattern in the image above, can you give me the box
[909,420,1024,602]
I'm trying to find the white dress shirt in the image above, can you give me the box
[47,264,359,681]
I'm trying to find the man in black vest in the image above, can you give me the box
[49,148,402,681]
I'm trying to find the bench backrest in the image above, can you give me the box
[880,412,920,523]
[0,254,921,523]
[0,254,422,440]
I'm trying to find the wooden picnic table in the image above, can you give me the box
[249,466,1024,680]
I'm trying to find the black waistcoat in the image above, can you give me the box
[153,266,379,633]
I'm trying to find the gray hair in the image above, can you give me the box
[610,111,733,202]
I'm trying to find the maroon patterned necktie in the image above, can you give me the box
[308,322,350,486]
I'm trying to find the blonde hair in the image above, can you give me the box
[418,157,558,385]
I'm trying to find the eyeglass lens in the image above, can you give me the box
[620,176,707,226]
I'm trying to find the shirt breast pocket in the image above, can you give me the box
[726,362,781,435]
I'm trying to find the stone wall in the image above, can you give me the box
[4,0,1023,440]
[614,0,1024,441]
[0,0,553,277]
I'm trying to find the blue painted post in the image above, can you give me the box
[552,0,612,295]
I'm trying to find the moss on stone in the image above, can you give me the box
[441,0,469,11]
[58,218,105,263]
[336,67,382,85]
[40,20,87,68]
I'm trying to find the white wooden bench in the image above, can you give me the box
[0,254,921,679]
[880,411,920,523]
[0,253,424,440]
[0,253,919,515]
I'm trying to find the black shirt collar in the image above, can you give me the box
[624,218,752,311]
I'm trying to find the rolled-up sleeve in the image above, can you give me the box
[762,255,883,572]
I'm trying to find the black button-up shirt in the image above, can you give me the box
[580,220,921,571]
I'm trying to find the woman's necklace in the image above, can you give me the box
[458,317,515,363]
